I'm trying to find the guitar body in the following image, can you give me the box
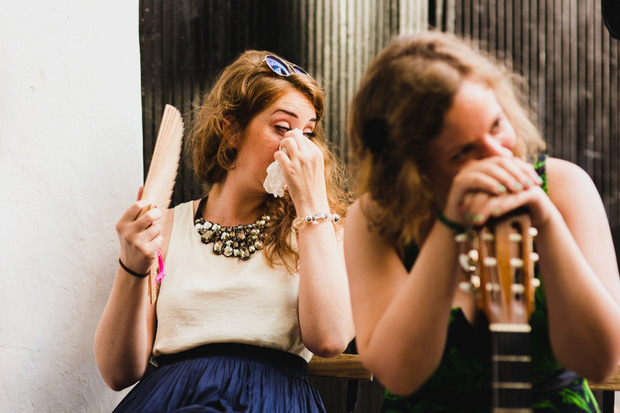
[458,209,539,412]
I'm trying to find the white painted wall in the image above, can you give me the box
[0,1,142,411]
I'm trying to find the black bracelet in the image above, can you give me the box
[118,257,150,278]
[436,211,467,234]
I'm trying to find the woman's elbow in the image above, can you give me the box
[582,348,620,383]
[558,337,620,383]
[587,363,619,384]
[97,362,143,391]
[95,351,144,391]
[104,376,136,392]
[359,351,436,396]
[305,331,352,358]
[308,338,349,358]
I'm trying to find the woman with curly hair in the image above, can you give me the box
[95,50,354,412]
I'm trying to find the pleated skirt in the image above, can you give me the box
[113,343,325,413]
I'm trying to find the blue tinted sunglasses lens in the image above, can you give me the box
[291,64,309,75]
[265,56,291,76]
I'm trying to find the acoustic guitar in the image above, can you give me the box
[457,210,540,412]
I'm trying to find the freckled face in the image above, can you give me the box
[422,79,517,200]
[233,88,317,189]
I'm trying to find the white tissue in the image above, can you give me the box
[263,160,287,197]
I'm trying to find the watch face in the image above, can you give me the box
[603,0,620,39]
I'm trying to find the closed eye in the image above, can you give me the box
[275,125,291,134]
[450,145,474,163]
[304,131,316,138]
[490,117,502,133]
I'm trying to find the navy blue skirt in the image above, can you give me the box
[113,343,325,413]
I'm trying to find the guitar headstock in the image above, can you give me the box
[457,210,540,324]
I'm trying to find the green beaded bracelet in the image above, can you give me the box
[436,212,467,234]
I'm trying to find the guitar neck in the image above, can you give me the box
[490,323,532,413]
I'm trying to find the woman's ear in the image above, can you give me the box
[222,117,241,148]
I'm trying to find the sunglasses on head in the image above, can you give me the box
[261,55,309,77]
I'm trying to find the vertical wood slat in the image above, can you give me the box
[611,34,620,244]
[443,0,620,265]
[593,0,603,186]
[552,0,562,158]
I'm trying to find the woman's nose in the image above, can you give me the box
[481,135,512,157]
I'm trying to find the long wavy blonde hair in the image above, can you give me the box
[189,50,350,271]
[348,31,545,247]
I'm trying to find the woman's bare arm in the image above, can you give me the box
[94,202,173,390]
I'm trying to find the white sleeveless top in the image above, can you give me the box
[152,201,312,362]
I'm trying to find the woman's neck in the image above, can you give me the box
[203,179,267,226]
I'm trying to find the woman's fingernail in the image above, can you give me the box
[535,176,543,184]
[497,185,506,193]
[473,214,484,223]
[514,182,523,190]
[492,207,501,216]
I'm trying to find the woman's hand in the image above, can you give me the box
[273,128,329,215]
[116,188,164,275]
[459,185,554,228]
[443,155,543,226]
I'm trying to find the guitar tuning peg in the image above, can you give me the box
[509,233,522,242]
[454,233,469,243]
[528,227,538,237]
[467,249,479,262]
[458,281,475,294]
[510,258,524,268]
[458,253,476,273]
[530,252,539,262]
[484,257,498,267]
[531,278,541,288]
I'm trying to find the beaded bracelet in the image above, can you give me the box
[118,257,150,278]
[436,211,467,234]
[292,212,341,234]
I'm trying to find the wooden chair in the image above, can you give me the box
[308,353,373,413]
[309,356,620,413]
[308,353,373,381]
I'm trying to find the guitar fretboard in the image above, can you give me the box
[490,323,532,413]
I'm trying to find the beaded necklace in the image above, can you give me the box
[193,198,271,260]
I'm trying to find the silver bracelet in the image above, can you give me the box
[292,212,341,233]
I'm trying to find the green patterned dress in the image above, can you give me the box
[382,155,600,413]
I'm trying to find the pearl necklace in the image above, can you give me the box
[193,198,270,260]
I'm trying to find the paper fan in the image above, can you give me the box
[141,104,184,210]
[141,104,184,303]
